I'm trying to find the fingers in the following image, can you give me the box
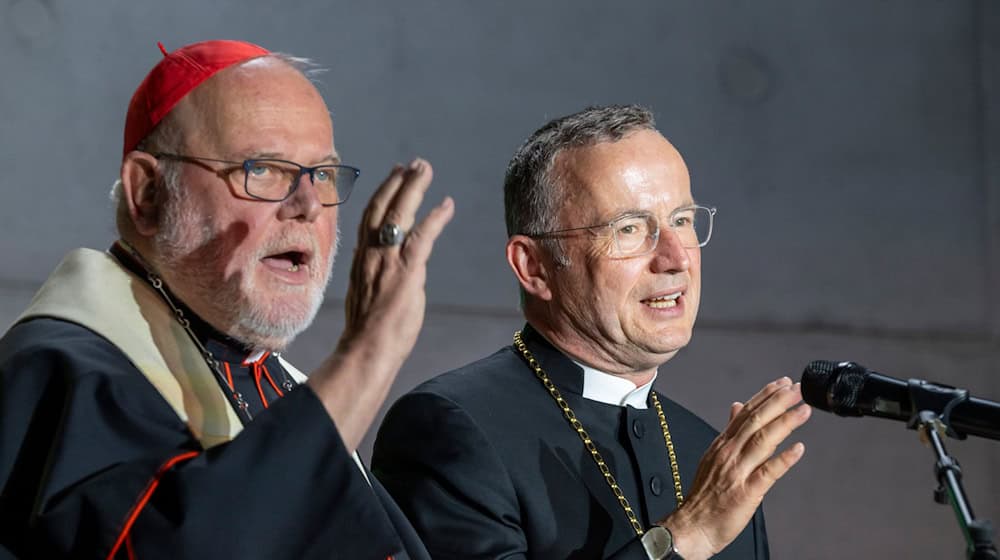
[747,441,806,496]
[738,398,811,473]
[361,164,406,237]
[364,159,433,236]
[718,380,811,495]
[728,401,743,423]
[726,381,809,454]
[668,378,810,556]
[721,377,794,441]
[741,376,792,413]
[402,196,455,264]
[735,382,804,433]
[383,160,434,233]
[343,158,451,317]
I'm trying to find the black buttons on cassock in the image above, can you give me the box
[632,419,645,438]
[650,475,663,496]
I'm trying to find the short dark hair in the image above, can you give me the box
[503,104,657,246]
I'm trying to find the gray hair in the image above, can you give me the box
[110,52,326,236]
[503,104,656,265]
[110,114,184,237]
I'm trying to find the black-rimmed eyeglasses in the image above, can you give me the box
[153,153,360,207]
[526,205,717,258]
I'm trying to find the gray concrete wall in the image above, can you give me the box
[2,1,997,557]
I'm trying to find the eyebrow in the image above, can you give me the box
[240,151,342,165]
[600,200,698,223]
[603,208,647,223]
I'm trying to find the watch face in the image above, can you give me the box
[642,526,673,559]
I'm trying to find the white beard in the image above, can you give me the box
[153,182,336,351]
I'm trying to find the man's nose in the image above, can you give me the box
[649,227,691,273]
[279,170,323,222]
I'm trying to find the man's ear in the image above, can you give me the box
[506,235,554,301]
[119,151,163,237]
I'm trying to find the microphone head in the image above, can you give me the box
[801,360,867,416]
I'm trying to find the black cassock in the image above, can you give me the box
[373,324,769,560]
[0,268,427,559]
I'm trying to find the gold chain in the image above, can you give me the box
[512,331,683,537]
[650,391,684,507]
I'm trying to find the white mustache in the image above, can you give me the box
[256,230,321,263]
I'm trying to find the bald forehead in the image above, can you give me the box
[169,57,333,155]
[211,56,317,94]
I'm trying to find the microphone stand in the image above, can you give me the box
[908,380,997,560]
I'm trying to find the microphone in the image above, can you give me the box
[801,360,1000,441]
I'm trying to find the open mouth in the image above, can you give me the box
[642,291,682,309]
[262,250,310,273]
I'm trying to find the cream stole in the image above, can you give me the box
[15,248,308,449]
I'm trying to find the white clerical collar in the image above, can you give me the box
[574,360,657,409]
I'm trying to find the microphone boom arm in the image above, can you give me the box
[913,411,997,560]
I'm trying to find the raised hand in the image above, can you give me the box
[340,159,454,364]
[309,159,454,450]
[661,377,811,560]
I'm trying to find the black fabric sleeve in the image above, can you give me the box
[373,391,530,560]
[0,319,401,559]
[753,505,770,558]
[606,539,654,560]
[373,391,658,560]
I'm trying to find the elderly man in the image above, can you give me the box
[373,105,810,559]
[0,40,452,559]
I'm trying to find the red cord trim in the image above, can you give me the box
[251,362,269,408]
[261,364,284,397]
[105,450,199,560]
[223,362,234,390]
[241,351,270,366]
[241,351,273,408]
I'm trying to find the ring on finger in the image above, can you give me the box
[378,222,406,247]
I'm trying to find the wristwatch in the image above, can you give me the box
[641,525,685,560]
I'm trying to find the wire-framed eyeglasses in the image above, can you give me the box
[153,153,360,207]
[527,205,717,257]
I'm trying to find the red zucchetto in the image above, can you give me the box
[122,39,271,158]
